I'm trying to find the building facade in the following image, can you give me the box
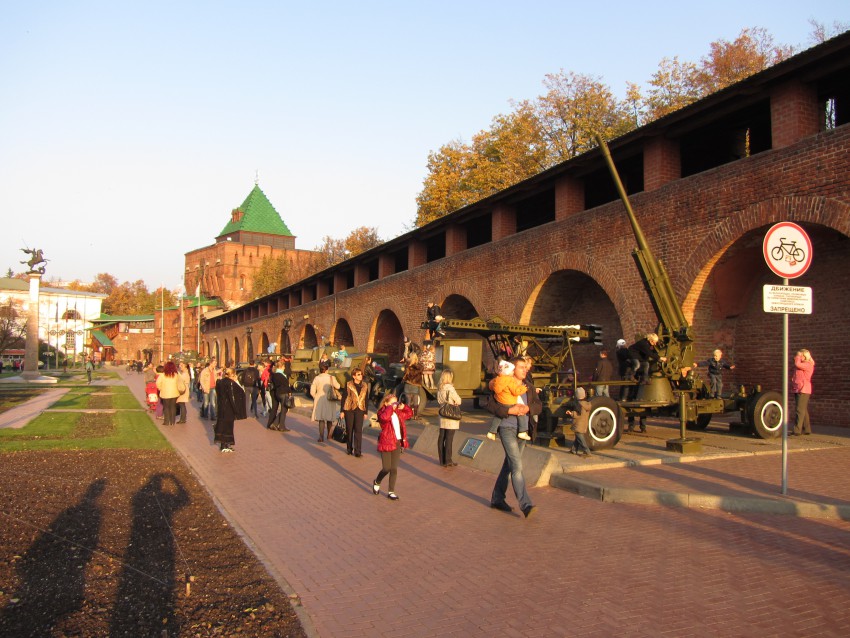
[183,184,318,309]
[0,277,106,366]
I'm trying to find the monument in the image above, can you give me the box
[19,247,52,382]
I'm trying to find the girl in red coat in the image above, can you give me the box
[372,393,412,500]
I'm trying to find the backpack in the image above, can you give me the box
[241,366,259,387]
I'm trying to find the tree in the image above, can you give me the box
[0,299,26,356]
[808,19,849,45]
[693,27,793,95]
[87,273,119,296]
[533,71,632,162]
[644,56,701,120]
[415,139,477,226]
[344,226,383,257]
[252,256,291,299]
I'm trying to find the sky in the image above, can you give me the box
[1,1,848,292]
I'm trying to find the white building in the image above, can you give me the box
[0,277,107,364]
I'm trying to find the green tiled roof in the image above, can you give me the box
[93,313,154,322]
[91,330,115,347]
[217,184,293,238]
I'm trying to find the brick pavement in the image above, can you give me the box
[113,372,850,637]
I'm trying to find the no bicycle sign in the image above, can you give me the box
[762,222,813,279]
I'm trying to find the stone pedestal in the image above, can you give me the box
[666,437,703,454]
[21,272,41,381]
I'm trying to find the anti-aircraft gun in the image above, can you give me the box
[430,317,622,449]
[595,135,783,439]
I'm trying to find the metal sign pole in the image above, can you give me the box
[781,277,788,495]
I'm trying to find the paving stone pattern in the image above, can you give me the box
[124,374,850,638]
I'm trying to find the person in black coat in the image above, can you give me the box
[215,368,246,453]
[627,333,667,385]
[266,360,292,432]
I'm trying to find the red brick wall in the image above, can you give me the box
[209,125,850,428]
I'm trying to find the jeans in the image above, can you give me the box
[201,389,217,420]
[344,409,365,455]
[438,428,456,465]
[491,424,532,511]
[572,431,590,454]
[708,374,722,399]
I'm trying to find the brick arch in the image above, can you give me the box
[681,196,850,301]
[516,252,625,331]
[368,309,405,361]
[441,294,478,321]
[331,318,354,347]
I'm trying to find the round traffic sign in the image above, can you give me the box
[763,222,813,279]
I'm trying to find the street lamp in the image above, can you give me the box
[246,326,253,363]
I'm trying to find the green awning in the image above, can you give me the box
[92,330,115,348]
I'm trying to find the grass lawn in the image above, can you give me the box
[0,384,168,453]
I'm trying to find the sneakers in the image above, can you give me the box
[372,481,380,495]
[220,447,233,453]
[387,492,399,501]
[517,432,531,440]
[486,432,497,441]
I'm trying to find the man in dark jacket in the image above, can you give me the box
[266,361,292,432]
[592,349,615,397]
[425,302,443,340]
[239,364,260,418]
[627,333,667,385]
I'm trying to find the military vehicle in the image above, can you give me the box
[289,346,335,393]
[424,318,614,448]
[595,134,783,441]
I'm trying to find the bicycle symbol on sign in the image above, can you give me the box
[770,237,806,266]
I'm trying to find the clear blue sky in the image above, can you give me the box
[1,1,847,292]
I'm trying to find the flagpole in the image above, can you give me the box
[160,284,164,363]
[180,285,184,354]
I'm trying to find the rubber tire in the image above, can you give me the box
[587,396,621,450]
[687,414,712,430]
[747,390,783,439]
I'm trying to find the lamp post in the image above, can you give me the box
[282,317,292,356]
[48,328,84,370]
[246,326,253,364]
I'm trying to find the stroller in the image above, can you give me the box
[145,381,159,412]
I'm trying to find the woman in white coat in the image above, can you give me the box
[310,360,341,442]
[436,368,462,467]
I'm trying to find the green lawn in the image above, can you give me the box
[0,382,169,452]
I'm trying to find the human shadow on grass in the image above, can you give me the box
[0,478,106,636]
[108,473,189,638]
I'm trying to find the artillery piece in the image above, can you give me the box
[595,135,783,439]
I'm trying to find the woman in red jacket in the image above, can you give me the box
[372,393,412,501]
[791,348,815,436]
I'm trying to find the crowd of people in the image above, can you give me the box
[136,304,815,515]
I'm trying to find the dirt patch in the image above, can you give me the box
[72,413,115,439]
[88,395,113,410]
[0,389,49,416]
[0,450,306,637]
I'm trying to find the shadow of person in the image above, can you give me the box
[0,478,107,636]
[108,473,190,637]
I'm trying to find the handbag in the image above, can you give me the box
[327,384,342,401]
[331,416,347,443]
[283,394,295,409]
[438,403,462,420]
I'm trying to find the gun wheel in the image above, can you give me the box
[587,396,622,450]
[747,391,783,439]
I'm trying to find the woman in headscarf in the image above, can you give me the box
[214,367,246,453]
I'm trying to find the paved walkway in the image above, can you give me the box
[4,374,850,636]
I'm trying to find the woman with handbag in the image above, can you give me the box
[310,360,341,442]
[156,361,184,426]
[436,368,463,467]
[214,367,247,453]
[372,393,412,500]
[340,367,370,457]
